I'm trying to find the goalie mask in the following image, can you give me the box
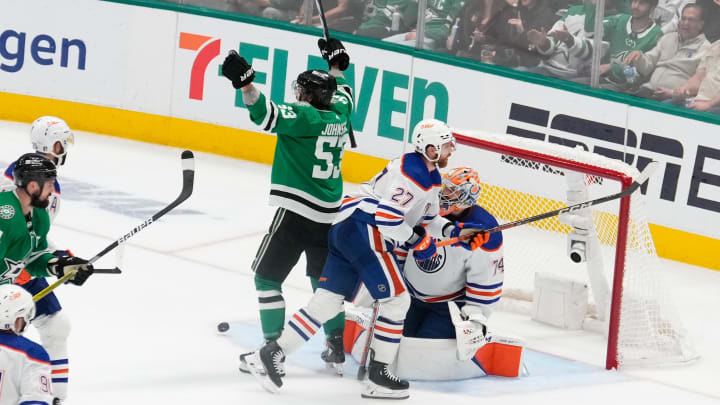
[30,116,75,166]
[0,284,36,335]
[293,69,337,110]
[440,167,481,216]
[411,119,455,162]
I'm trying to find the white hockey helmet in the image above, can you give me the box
[30,116,74,166]
[0,284,36,335]
[412,119,455,162]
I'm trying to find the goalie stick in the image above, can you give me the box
[436,161,659,248]
[33,150,195,301]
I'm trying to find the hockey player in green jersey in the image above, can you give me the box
[0,153,94,288]
[222,38,353,375]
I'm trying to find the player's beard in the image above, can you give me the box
[30,191,50,209]
[437,155,450,168]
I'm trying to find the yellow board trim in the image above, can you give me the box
[1,91,718,270]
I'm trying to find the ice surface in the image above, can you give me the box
[2,120,718,404]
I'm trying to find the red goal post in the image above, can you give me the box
[451,129,697,369]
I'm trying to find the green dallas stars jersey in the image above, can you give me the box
[583,5,662,64]
[0,191,54,285]
[247,76,354,224]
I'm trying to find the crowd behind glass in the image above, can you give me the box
[163,0,720,114]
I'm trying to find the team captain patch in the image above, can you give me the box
[0,205,15,219]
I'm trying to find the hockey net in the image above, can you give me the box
[451,129,697,369]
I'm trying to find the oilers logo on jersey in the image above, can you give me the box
[415,246,447,273]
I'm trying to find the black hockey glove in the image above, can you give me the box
[47,256,94,286]
[221,50,255,89]
[318,38,350,71]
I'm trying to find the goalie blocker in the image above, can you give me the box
[343,304,525,380]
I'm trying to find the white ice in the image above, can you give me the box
[1,119,718,405]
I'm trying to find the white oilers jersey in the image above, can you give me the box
[3,162,61,224]
[335,152,450,243]
[0,334,54,405]
[402,205,505,319]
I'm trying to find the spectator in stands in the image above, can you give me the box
[291,0,365,33]
[354,0,418,39]
[578,0,664,87]
[671,40,720,112]
[447,0,487,55]
[695,0,720,43]
[623,3,709,99]
[478,0,559,67]
[525,2,609,79]
[383,0,465,49]
[229,0,302,20]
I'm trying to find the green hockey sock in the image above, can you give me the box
[255,275,285,340]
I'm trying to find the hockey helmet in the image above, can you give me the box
[30,116,74,166]
[294,70,337,109]
[0,284,36,335]
[440,167,481,215]
[412,119,455,162]
[12,153,57,189]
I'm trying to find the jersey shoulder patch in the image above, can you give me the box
[400,153,442,191]
[0,334,51,364]
[0,204,16,220]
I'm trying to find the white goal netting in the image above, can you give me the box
[452,129,697,368]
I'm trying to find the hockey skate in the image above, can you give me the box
[244,340,285,393]
[321,329,345,376]
[361,359,409,400]
[239,345,286,377]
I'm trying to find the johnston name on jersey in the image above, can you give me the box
[246,75,354,224]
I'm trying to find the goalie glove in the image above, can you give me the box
[406,225,437,261]
[448,221,487,251]
[47,256,94,286]
[318,38,350,71]
[221,50,255,89]
[448,301,488,361]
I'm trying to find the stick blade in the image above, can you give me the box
[634,160,659,186]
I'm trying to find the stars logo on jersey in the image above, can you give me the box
[1,258,25,284]
[0,205,15,220]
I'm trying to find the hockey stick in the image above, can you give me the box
[436,161,659,248]
[93,267,122,274]
[314,0,357,148]
[314,0,331,42]
[33,150,195,301]
[356,300,380,381]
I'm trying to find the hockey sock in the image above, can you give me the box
[254,276,285,340]
[310,277,345,340]
[370,316,404,364]
[277,307,323,354]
